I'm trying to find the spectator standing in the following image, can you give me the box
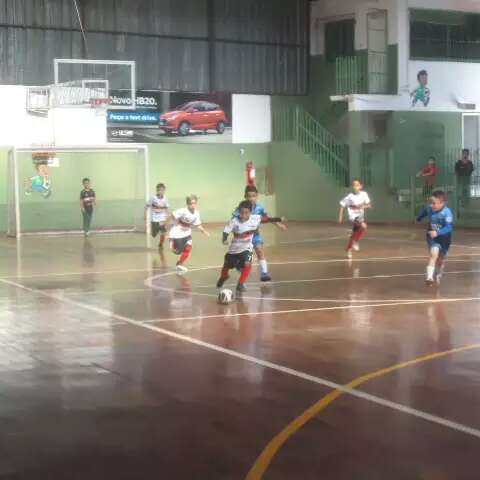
[455,149,474,209]
[417,156,438,199]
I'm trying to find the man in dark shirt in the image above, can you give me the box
[80,178,96,236]
[455,149,474,209]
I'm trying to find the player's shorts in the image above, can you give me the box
[170,236,192,255]
[151,222,167,238]
[224,250,253,271]
[31,185,47,193]
[252,232,264,247]
[351,217,366,230]
[427,233,451,256]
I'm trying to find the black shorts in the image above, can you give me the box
[151,222,167,238]
[170,236,192,255]
[224,250,253,270]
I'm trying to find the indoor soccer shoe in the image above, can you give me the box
[346,249,353,259]
[176,265,188,275]
[236,283,247,293]
[425,277,434,287]
[352,242,360,252]
[260,273,271,282]
[216,277,228,289]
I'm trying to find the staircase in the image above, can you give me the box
[272,105,349,186]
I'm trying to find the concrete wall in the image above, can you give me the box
[0,86,107,147]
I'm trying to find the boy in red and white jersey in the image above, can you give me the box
[169,195,209,274]
[338,179,372,259]
[217,200,283,293]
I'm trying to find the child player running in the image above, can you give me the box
[416,190,454,286]
[217,200,284,293]
[234,185,287,281]
[169,195,210,275]
[338,179,371,258]
[145,183,169,248]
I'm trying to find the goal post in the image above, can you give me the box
[7,145,150,237]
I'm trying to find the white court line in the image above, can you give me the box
[2,252,480,281]
[0,267,164,280]
[193,269,480,289]
[268,253,480,266]
[66,288,151,297]
[142,297,480,325]
[279,235,349,245]
[367,236,480,250]
[45,268,480,298]
[145,267,480,304]
[1,277,479,441]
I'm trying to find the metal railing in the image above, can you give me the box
[272,105,349,186]
[335,55,367,95]
[336,54,390,95]
[396,149,480,223]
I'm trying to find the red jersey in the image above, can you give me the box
[421,164,438,186]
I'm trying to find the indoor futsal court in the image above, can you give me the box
[2,0,480,479]
[1,224,480,479]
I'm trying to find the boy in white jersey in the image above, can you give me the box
[145,183,169,248]
[217,200,282,293]
[169,195,210,274]
[338,179,372,259]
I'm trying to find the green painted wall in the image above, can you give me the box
[148,143,274,220]
[270,141,342,221]
[0,143,273,233]
[309,55,349,136]
[387,45,398,94]
[390,111,462,189]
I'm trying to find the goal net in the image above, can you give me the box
[7,146,148,237]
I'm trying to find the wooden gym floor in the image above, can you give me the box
[0,223,479,479]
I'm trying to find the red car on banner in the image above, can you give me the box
[159,101,228,136]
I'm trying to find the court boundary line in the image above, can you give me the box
[3,252,480,280]
[245,343,480,480]
[145,266,480,304]
[192,269,480,289]
[19,268,480,299]
[142,297,480,324]
[2,277,480,447]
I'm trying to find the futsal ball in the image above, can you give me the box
[218,288,233,305]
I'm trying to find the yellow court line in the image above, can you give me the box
[245,343,480,480]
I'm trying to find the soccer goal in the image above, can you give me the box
[7,145,150,237]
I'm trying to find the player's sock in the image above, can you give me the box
[436,264,445,283]
[426,266,435,280]
[346,234,355,251]
[177,245,192,266]
[239,264,252,285]
[356,228,366,242]
[259,259,268,274]
[217,268,230,288]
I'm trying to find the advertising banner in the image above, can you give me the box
[107,90,232,143]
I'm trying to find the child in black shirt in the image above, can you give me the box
[80,178,96,236]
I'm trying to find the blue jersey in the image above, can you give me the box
[417,206,454,237]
